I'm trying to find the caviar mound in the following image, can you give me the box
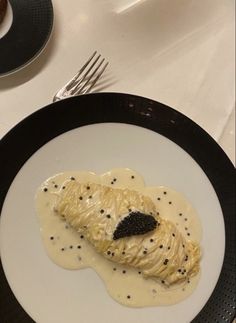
[113,212,157,240]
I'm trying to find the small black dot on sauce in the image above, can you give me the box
[80,235,84,239]
[107,251,111,255]
[70,177,75,180]
[127,295,131,299]
[168,246,171,250]
[79,196,83,200]
[122,270,126,274]
[131,175,135,179]
[111,181,114,185]
[187,233,190,236]
[143,250,147,255]
[100,209,104,214]
[113,178,117,182]
[112,252,115,256]
[138,271,141,274]
[187,280,190,284]
[86,186,90,190]
[157,212,160,215]
[43,188,48,192]
[178,269,181,273]
[54,184,58,188]
[159,245,163,249]
[179,213,182,216]
[161,280,165,284]
[50,236,54,240]
[61,248,65,251]
[62,186,66,189]
[128,208,132,212]
[89,195,92,199]
[113,267,116,271]
[185,227,188,230]
[184,218,188,221]
[69,245,73,249]
[150,239,154,242]
[122,251,125,255]
[168,201,172,205]
[157,197,161,201]
[183,244,185,248]
[163,191,167,195]
[106,214,111,219]
[172,233,175,237]
[77,245,81,249]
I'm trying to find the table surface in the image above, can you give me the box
[0,0,235,165]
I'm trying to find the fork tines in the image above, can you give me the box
[53,51,109,102]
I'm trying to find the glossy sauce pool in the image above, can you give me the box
[35,168,202,307]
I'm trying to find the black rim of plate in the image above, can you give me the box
[0,93,235,323]
[0,0,53,76]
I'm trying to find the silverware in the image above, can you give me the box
[53,51,109,102]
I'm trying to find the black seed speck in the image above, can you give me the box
[127,295,131,299]
[143,250,147,255]
[172,233,175,237]
[138,271,141,274]
[70,177,75,180]
[163,191,167,195]
[183,244,185,248]
[185,227,188,230]
[79,196,83,200]
[62,186,66,189]
[187,233,190,236]
[168,246,171,250]
[80,235,84,239]
[112,252,115,256]
[107,251,111,255]
[89,195,92,199]
[159,245,163,249]
[179,213,182,216]
[113,178,117,182]
[122,270,126,274]
[182,272,185,275]
[86,186,90,190]
[184,218,188,221]
[106,214,111,219]
[157,212,160,215]
[185,255,188,261]
[161,280,165,284]
[69,245,73,249]
[61,248,65,251]
[157,197,161,201]
[168,201,172,205]
[54,184,58,188]
[122,251,125,255]
[131,175,135,179]
[150,239,154,242]
[77,245,81,249]
[128,208,132,212]
[178,269,181,273]
[100,209,104,214]
[187,280,190,284]
[50,236,54,240]
[111,181,114,185]
[113,268,116,271]
[43,188,48,192]
[163,259,169,265]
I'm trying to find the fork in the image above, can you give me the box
[53,51,109,102]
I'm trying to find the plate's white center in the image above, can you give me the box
[0,123,225,323]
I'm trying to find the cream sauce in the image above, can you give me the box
[35,168,202,307]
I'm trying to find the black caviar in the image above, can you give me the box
[113,212,157,240]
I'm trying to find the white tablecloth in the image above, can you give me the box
[0,0,235,164]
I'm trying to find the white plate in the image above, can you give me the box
[0,122,225,323]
